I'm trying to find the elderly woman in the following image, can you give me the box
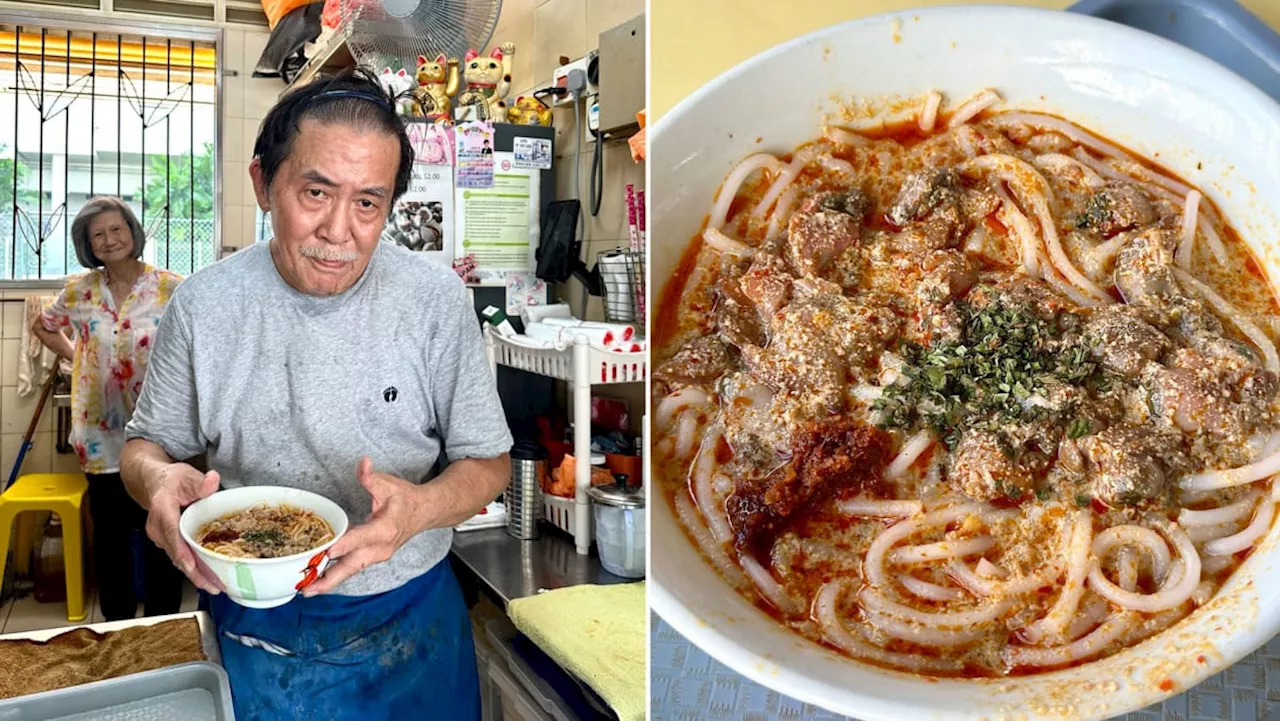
[32,196,185,621]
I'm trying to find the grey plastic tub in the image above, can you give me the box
[1068,0,1280,102]
[0,662,235,721]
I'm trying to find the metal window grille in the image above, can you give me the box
[1,0,267,26]
[0,18,219,280]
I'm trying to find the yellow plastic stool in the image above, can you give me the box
[0,473,88,622]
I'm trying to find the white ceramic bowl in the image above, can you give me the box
[650,6,1280,720]
[179,486,349,609]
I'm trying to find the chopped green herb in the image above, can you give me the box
[1006,486,1024,502]
[242,529,285,546]
[1075,192,1113,231]
[1035,488,1052,502]
[925,366,946,390]
[1074,494,1091,508]
[1067,418,1092,439]
[1091,373,1116,394]
[873,292,1101,444]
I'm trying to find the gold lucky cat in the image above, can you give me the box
[507,95,553,127]
[412,53,459,121]
[454,42,515,122]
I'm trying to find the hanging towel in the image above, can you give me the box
[19,296,60,398]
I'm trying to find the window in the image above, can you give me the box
[255,207,269,242]
[0,17,219,280]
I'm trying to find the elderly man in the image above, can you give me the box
[121,68,512,720]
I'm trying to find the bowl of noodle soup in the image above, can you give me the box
[650,6,1280,720]
[179,486,349,609]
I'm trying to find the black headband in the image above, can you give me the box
[307,88,393,111]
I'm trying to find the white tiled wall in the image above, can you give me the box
[218,26,282,253]
[487,0,647,325]
[508,0,647,421]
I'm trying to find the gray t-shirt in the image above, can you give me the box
[125,240,513,596]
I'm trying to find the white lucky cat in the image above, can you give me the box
[378,67,415,116]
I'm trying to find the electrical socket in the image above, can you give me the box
[550,50,599,106]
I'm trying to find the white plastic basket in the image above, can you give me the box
[486,333,647,385]
[542,495,593,543]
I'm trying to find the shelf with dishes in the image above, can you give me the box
[483,326,645,557]
[484,329,646,386]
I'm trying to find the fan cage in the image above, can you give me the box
[338,0,502,72]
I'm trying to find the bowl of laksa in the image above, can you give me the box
[649,6,1280,720]
[180,486,349,608]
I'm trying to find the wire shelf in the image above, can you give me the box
[597,248,645,329]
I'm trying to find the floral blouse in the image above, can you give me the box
[40,265,183,474]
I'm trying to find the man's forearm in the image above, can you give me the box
[120,438,177,509]
[412,455,511,532]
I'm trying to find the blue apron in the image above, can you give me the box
[204,561,479,721]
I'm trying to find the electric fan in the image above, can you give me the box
[338,0,502,72]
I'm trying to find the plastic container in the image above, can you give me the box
[588,452,609,477]
[33,515,65,604]
[542,453,609,544]
[541,495,583,540]
[485,328,648,385]
[0,661,234,721]
[587,477,646,579]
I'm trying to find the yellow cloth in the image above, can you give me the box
[650,0,1280,121]
[506,582,645,721]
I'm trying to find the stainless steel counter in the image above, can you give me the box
[450,526,629,607]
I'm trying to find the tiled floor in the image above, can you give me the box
[0,580,199,634]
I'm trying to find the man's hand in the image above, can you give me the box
[300,457,428,596]
[144,464,225,595]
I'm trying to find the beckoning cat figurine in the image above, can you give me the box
[507,95,552,127]
[454,42,515,122]
[377,67,415,116]
[412,54,459,121]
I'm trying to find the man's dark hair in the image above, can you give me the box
[253,66,413,203]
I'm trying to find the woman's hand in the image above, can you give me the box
[300,457,429,596]
[143,464,225,594]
